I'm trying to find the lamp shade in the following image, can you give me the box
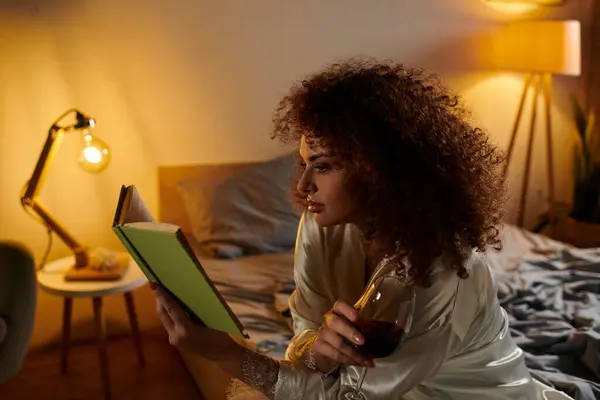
[489,20,581,76]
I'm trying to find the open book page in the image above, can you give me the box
[122,185,155,225]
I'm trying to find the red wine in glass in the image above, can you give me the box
[354,320,405,359]
[343,272,415,400]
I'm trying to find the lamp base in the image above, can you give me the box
[64,248,130,282]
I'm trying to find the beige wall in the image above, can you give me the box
[0,0,591,351]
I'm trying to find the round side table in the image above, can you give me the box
[37,255,148,400]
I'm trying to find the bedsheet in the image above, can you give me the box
[198,251,296,360]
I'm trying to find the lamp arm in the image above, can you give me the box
[21,126,62,201]
[23,198,89,267]
[49,108,82,129]
[21,108,89,201]
[20,109,90,268]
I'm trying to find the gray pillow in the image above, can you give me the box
[178,154,300,258]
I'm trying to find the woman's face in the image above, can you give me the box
[297,135,359,227]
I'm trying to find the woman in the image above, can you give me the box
[152,59,571,399]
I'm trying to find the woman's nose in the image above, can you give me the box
[297,170,315,196]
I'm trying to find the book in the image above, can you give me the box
[112,184,249,339]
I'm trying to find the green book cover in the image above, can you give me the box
[112,185,248,339]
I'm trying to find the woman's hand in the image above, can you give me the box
[311,300,374,373]
[152,283,281,397]
[150,282,235,362]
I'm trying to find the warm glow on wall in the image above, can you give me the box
[483,0,563,4]
[485,3,539,14]
[483,0,563,14]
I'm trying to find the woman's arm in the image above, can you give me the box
[152,258,466,399]
[286,212,367,375]
[284,212,334,372]
[221,316,459,400]
[265,257,468,399]
[152,283,281,398]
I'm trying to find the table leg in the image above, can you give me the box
[93,297,111,400]
[124,292,145,365]
[60,297,73,374]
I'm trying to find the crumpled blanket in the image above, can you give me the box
[489,226,600,400]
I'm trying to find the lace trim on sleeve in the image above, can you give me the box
[226,348,279,400]
[226,360,307,400]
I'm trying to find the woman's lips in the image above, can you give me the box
[308,202,325,213]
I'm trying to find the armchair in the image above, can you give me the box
[0,241,36,384]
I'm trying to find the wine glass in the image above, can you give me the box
[343,272,416,400]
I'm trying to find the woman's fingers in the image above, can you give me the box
[325,312,364,346]
[319,326,372,366]
[319,301,375,367]
[156,296,175,333]
[330,301,366,345]
[155,287,189,328]
[310,300,376,370]
[333,300,359,322]
[313,338,363,367]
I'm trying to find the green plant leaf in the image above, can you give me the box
[571,94,588,142]
[586,109,596,145]
[569,95,600,222]
[587,110,600,164]
[573,144,583,210]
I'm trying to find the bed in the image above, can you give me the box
[157,158,600,400]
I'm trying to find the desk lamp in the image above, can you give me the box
[21,109,128,281]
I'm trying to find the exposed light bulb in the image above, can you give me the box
[78,131,111,173]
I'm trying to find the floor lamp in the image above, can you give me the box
[495,20,581,227]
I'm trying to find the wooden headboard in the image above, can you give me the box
[157,162,259,233]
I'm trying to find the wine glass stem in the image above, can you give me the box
[354,367,368,393]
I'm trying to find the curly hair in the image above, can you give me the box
[272,58,507,287]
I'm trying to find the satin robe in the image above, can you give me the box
[272,212,573,400]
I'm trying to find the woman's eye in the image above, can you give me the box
[298,161,307,169]
[314,163,330,173]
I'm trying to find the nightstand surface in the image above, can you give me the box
[38,255,147,298]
